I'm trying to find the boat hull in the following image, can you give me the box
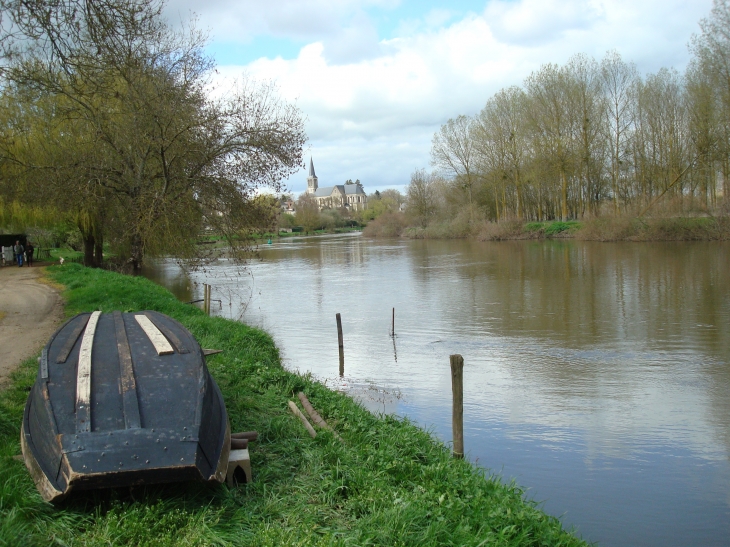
[21,311,230,502]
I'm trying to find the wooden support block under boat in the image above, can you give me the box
[21,311,231,503]
[226,448,251,486]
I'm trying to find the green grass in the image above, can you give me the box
[0,264,590,546]
[48,248,84,262]
[523,221,581,236]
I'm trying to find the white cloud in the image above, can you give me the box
[483,0,603,45]
[173,0,714,193]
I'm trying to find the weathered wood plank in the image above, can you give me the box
[143,312,189,354]
[114,311,142,429]
[202,349,223,356]
[134,314,174,355]
[56,314,90,363]
[297,392,342,441]
[40,347,49,379]
[75,311,101,433]
[288,401,316,438]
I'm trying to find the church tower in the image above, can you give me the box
[306,157,318,194]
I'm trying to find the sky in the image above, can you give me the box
[163,0,714,195]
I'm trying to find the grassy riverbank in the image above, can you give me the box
[370,214,730,241]
[0,264,589,546]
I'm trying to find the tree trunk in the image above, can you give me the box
[561,169,568,221]
[94,232,103,268]
[130,233,143,272]
[82,232,96,268]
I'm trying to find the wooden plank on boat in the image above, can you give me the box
[143,312,189,353]
[56,314,90,363]
[76,311,101,434]
[40,347,49,379]
[114,311,141,430]
[134,314,174,356]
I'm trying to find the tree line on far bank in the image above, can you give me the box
[400,0,730,235]
[0,0,306,269]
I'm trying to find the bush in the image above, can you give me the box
[362,211,407,237]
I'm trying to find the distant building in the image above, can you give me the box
[280,199,296,214]
[305,158,367,212]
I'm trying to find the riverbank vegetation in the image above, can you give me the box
[0,264,589,546]
[386,0,730,239]
[0,0,306,271]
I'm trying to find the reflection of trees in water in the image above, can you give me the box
[139,260,193,303]
[410,240,730,356]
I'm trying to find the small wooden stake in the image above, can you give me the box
[288,401,316,438]
[391,307,395,336]
[450,354,464,459]
[298,392,342,441]
[336,313,344,376]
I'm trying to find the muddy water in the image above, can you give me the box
[143,235,730,547]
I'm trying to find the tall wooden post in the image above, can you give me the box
[450,354,464,459]
[336,313,344,376]
[204,284,211,316]
[391,307,395,336]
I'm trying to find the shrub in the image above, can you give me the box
[362,211,407,237]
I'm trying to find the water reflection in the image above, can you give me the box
[144,235,730,547]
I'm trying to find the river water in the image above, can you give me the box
[142,234,730,547]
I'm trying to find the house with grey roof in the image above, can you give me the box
[305,158,367,212]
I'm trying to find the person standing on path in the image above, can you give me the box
[25,241,34,267]
[13,240,24,267]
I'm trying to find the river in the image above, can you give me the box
[142,234,730,547]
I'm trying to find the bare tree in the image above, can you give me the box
[524,63,576,221]
[692,0,730,205]
[431,115,477,219]
[601,51,639,215]
[405,168,437,226]
[473,86,529,220]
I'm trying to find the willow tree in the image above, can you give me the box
[0,0,306,269]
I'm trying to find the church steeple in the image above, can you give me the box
[306,157,318,194]
[308,157,316,178]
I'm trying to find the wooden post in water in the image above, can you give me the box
[336,313,344,376]
[450,354,464,459]
[391,307,395,336]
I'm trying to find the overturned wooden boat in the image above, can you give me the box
[21,310,232,502]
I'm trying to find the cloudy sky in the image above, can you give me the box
[164,0,713,195]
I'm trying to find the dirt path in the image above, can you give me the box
[0,265,64,387]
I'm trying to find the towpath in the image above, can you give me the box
[0,265,64,387]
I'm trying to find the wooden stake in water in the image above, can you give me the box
[204,284,211,316]
[450,354,464,459]
[391,307,395,336]
[336,313,344,376]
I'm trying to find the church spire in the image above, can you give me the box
[308,157,316,178]
[306,157,318,194]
